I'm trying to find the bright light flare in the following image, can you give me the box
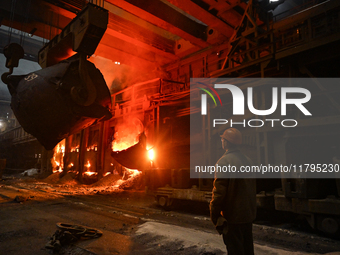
[85,160,91,168]
[87,145,98,151]
[83,171,97,177]
[52,140,65,173]
[148,148,155,161]
[113,168,141,188]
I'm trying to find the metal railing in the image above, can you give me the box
[0,126,36,144]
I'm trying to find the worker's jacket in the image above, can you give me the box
[210,149,256,225]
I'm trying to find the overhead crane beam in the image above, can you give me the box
[166,0,234,37]
[105,0,210,48]
[0,0,179,65]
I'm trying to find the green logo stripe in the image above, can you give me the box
[199,88,217,106]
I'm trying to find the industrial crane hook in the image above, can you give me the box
[1,43,24,86]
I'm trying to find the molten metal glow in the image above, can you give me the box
[85,160,91,168]
[83,161,97,177]
[103,172,111,177]
[83,171,97,177]
[70,147,79,152]
[87,145,98,151]
[67,170,79,174]
[52,140,65,173]
[126,168,140,175]
[112,140,136,152]
[112,118,144,151]
[148,148,155,161]
[113,168,141,188]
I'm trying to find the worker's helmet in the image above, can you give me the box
[220,128,242,145]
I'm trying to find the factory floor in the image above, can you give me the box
[0,172,339,255]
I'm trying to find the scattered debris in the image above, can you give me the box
[57,172,79,185]
[45,223,103,252]
[91,172,122,187]
[21,168,40,177]
[14,195,33,203]
[43,172,61,184]
[3,169,143,200]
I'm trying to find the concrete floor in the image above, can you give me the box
[0,174,340,255]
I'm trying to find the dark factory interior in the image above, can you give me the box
[1,0,340,254]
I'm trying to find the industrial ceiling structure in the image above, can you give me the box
[0,0,322,69]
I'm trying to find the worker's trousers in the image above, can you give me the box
[222,223,254,255]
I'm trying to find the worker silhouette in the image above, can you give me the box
[210,128,256,255]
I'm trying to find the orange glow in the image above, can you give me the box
[83,161,97,176]
[113,168,141,188]
[71,147,79,152]
[52,140,65,173]
[112,139,136,152]
[83,171,97,177]
[148,148,155,161]
[112,118,144,151]
[87,145,98,151]
[103,172,111,177]
[67,170,79,174]
[55,48,76,63]
[127,168,140,177]
[85,160,91,168]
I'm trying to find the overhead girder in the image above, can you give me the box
[94,41,161,69]
[0,0,250,66]
[0,0,179,65]
[100,33,174,66]
[105,0,210,48]
[0,0,71,33]
[165,0,235,37]
[107,12,176,55]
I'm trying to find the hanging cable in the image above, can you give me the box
[49,11,53,40]
[20,0,31,47]
[7,0,17,44]
[57,11,60,37]
[42,11,46,46]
